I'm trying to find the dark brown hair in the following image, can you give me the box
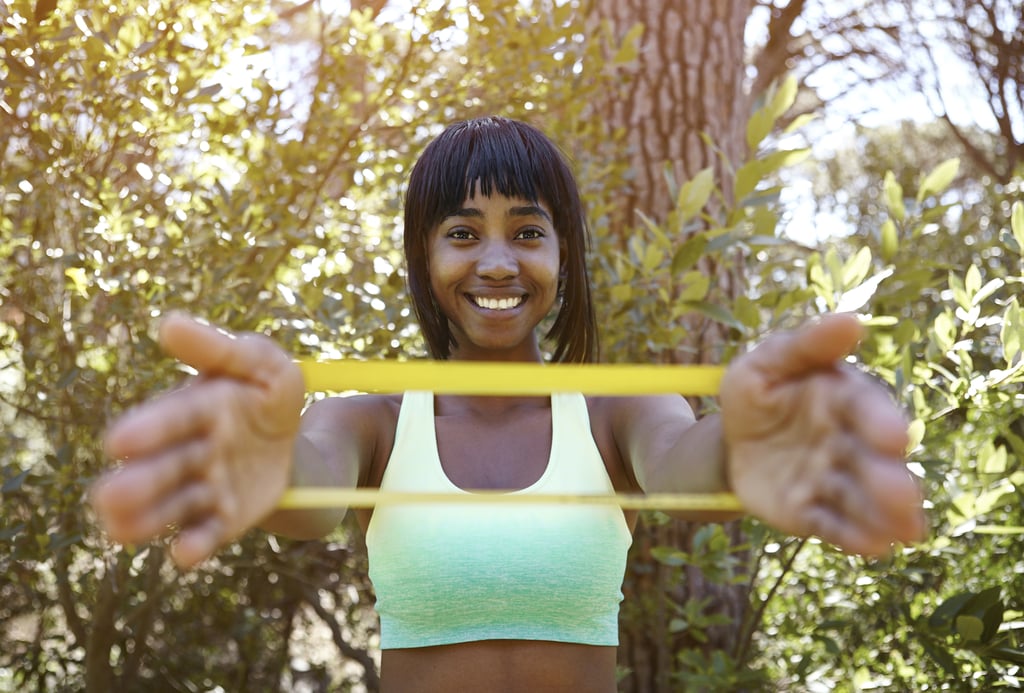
[403,117,598,363]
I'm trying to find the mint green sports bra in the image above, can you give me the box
[364,391,633,649]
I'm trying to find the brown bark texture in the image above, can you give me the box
[587,2,756,690]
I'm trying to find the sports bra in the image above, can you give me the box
[364,391,633,649]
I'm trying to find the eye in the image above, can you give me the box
[516,226,545,240]
[446,227,475,241]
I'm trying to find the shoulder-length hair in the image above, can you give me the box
[403,116,598,363]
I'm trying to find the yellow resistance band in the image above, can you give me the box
[298,360,725,396]
[282,360,738,511]
[279,488,742,512]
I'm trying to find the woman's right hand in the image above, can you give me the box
[91,313,306,569]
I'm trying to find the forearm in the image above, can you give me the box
[258,432,356,540]
[635,414,742,522]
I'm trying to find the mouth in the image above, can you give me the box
[469,294,525,311]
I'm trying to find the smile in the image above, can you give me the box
[470,295,525,311]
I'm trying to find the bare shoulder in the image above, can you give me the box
[586,394,694,432]
[584,395,693,495]
[300,393,404,489]
[302,392,403,432]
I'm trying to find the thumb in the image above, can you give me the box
[158,312,297,389]
[747,313,864,383]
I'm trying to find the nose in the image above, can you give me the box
[476,240,518,280]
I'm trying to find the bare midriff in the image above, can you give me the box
[380,639,618,693]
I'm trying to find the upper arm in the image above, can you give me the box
[299,395,383,487]
[608,395,698,491]
[608,395,739,521]
[259,394,392,539]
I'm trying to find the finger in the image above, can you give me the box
[159,312,297,389]
[852,455,926,544]
[170,515,226,569]
[93,438,212,523]
[109,481,217,545]
[104,379,239,460]
[836,371,910,457]
[801,505,895,557]
[808,457,925,553]
[747,313,864,383]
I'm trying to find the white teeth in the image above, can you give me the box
[474,296,523,310]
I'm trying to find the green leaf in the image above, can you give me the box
[948,271,970,310]
[782,112,816,134]
[613,22,644,64]
[611,283,632,304]
[880,218,898,261]
[671,234,708,275]
[955,614,985,642]
[675,168,714,224]
[929,591,974,631]
[883,171,906,223]
[1012,200,1024,252]
[932,311,956,353]
[2,468,31,493]
[964,264,981,300]
[677,271,710,302]
[746,109,774,153]
[973,525,1024,534]
[972,277,1004,306]
[917,157,960,203]
[983,646,1024,666]
[1001,298,1021,366]
[768,74,798,120]
[65,267,90,298]
[642,244,664,272]
[907,419,925,453]
[978,441,1008,475]
[651,546,688,567]
[734,150,809,202]
[841,247,872,289]
[0,524,26,541]
[683,301,746,333]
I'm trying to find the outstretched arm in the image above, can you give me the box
[91,313,352,568]
[618,313,925,556]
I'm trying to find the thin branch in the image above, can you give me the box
[300,584,380,691]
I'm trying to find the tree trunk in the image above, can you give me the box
[587,2,755,690]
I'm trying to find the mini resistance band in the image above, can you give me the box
[278,360,740,511]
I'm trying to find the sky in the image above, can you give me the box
[239,1,1004,245]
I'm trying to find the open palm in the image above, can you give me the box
[92,314,305,568]
[719,314,925,556]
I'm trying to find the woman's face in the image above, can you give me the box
[427,190,562,361]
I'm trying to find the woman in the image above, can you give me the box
[92,117,924,692]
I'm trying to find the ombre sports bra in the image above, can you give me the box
[364,391,633,649]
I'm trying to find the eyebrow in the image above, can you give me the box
[441,205,553,223]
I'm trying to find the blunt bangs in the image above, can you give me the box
[410,118,575,231]
[404,117,598,363]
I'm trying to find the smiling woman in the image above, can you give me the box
[404,118,598,364]
[91,116,925,693]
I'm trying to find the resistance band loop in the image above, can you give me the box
[283,359,739,511]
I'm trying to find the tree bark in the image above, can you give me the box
[587,2,756,690]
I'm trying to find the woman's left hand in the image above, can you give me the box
[719,313,926,556]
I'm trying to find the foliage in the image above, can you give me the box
[598,66,1024,688]
[2,0,1022,691]
[750,156,1024,689]
[0,0,629,689]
